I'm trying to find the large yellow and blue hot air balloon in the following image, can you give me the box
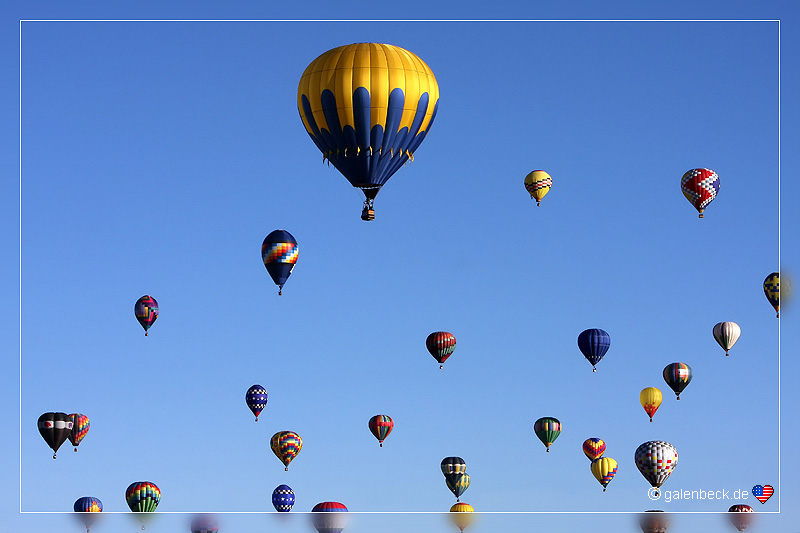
[298,43,440,221]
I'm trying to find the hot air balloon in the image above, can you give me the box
[245,385,268,421]
[449,502,474,532]
[126,481,160,529]
[640,387,663,422]
[311,502,349,533]
[262,230,298,295]
[577,329,610,372]
[272,485,295,512]
[38,412,73,459]
[134,295,158,336]
[190,514,219,533]
[591,457,618,492]
[68,413,89,452]
[73,497,102,533]
[524,170,552,206]
[426,331,456,369]
[764,272,780,318]
[271,431,302,471]
[583,438,606,461]
[681,168,719,218]
[662,363,692,400]
[445,473,470,502]
[441,457,467,476]
[713,322,741,356]
[728,505,754,531]
[534,417,561,452]
[634,441,678,497]
[368,415,394,447]
[639,510,669,533]
[298,43,440,221]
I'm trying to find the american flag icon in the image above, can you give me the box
[753,484,774,504]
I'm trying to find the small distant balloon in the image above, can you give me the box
[368,415,394,447]
[577,329,610,372]
[427,331,456,369]
[126,481,160,529]
[639,510,669,533]
[524,170,552,206]
[73,497,102,533]
[763,272,780,318]
[68,413,89,451]
[712,322,741,356]
[662,363,692,400]
[639,387,663,422]
[190,514,219,533]
[449,502,474,532]
[634,441,678,496]
[272,485,295,512]
[262,230,298,295]
[134,295,159,336]
[38,412,73,459]
[590,457,618,492]
[441,457,467,476]
[728,504,754,531]
[271,431,302,471]
[582,438,606,461]
[245,385,268,421]
[445,473,470,502]
[534,417,561,452]
[681,168,719,218]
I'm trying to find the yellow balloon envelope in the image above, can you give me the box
[524,170,552,206]
[591,457,618,492]
[449,502,474,531]
[640,387,663,422]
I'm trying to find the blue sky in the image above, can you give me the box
[5,1,800,532]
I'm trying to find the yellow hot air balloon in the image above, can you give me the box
[640,387,663,422]
[591,457,618,492]
[449,502,474,532]
[298,43,440,221]
[524,170,552,206]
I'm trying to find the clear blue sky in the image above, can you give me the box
[5,1,800,532]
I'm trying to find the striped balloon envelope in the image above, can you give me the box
[125,481,160,513]
[577,328,611,372]
[68,413,90,451]
[534,417,562,452]
[272,485,295,512]
[591,457,618,492]
[245,385,268,421]
[134,295,159,336]
[367,415,394,446]
[662,363,693,400]
[681,168,720,218]
[271,431,302,471]
[426,331,456,369]
[582,438,606,461]
[311,502,349,533]
[38,412,73,459]
[524,170,552,206]
[712,322,741,356]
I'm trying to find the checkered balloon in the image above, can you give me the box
[681,168,720,218]
[635,440,678,489]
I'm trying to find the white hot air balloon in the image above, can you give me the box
[634,441,678,497]
[713,322,741,356]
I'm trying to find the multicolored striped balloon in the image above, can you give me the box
[125,481,161,513]
[311,502,349,533]
[534,417,561,452]
[639,387,663,422]
[634,441,678,496]
[73,497,102,533]
[271,431,302,471]
[582,438,606,461]
[712,322,741,356]
[262,230,298,296]
[662,363,693,400]
[272,485,295,512]
[245,385,268,421]
[68,413,89,451]
[134,295,159,336]
[367,415,394,446]
[445,472,470,501]
[590,457,618,492]
[426,331,456,369]
[524,170,552,206]
[681,168,720,218]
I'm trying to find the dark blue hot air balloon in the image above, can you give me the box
[262,230,298,295]
[577,328,611,372]
[73,497,102,533]
[272,484,295,512]
[245,385,268,421]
